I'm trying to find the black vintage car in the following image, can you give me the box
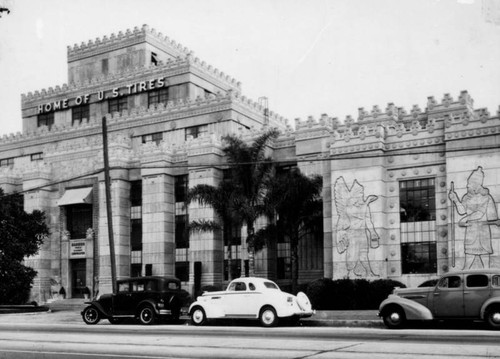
[81,276,191,325]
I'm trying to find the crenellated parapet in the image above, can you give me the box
[295,91,498,156]
[7,91,287,150]
[295,91,492,151]
[22,55,240,107]
[67,24,191,63]
[229,90,288,128]
[294,114,334,142]
[444,106,500,141]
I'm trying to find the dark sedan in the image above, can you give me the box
[81,276,190,325]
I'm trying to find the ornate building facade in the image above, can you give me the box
[1,25,499,301]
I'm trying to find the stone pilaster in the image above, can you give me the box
[141,172,175,276]
[22,165,55,303]
[98,169,130,294]
[187,134,225,293]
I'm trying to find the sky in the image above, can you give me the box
[0,0,499,135]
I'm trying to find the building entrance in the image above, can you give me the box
[71,259,86,298]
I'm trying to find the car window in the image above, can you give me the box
[263,281,279,290]
[438,276,461,289]
[118,282,129,292]
[130,281,144,292]
[145,280,156,291]
[493,275,500,287]
[249,283,256,291]
[466,274,489,288]
[228,282,246,291]
[167,281,180,290]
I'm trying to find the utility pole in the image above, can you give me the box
[102,116,117,294]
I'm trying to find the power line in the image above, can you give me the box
[1,143,499,198]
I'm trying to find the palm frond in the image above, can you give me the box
[188,220,221,233]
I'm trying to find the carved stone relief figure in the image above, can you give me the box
[449,166,500,269]
[334,176,380,277]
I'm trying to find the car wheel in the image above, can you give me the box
[82,306,101,325]
[486,306,500,330]
[108,317,124,325]
[259,306,278,327]
[382,306,406,329]
[138,305,156,325]
[190,306,206,326]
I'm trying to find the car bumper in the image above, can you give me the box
[295,309,314,318]
[281,308,315,318]
[158,306,190,316]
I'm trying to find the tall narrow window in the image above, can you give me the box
[400,178,437,274]
[175,262,189,282]
[175,215,189,249]
[101,58,109,75]
[37,112,54,129]
[130,180,142,277]
[72,105,90,125]
[175,175,188,203]
[108,97,128,113]
[67,204,92,239]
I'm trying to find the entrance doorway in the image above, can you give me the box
[71,259,86,298]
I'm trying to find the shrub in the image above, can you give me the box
[304,278,406,310]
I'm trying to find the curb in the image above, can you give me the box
[302,319,384,328]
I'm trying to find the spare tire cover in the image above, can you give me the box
[296,292,312,311]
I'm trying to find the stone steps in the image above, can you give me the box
[46,298,87,312]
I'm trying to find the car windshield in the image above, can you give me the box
[263,281,279,290]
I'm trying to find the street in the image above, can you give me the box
[1,322,500,358]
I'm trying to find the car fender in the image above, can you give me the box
[480,298,500,319]
[379,295,434,320]
[85,301,111,317]
[137,299,160,314]
[189,300,225,318]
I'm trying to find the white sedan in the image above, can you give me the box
[189,277,314,327]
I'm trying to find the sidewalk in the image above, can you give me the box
[0,301,383,328]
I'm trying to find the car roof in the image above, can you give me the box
[230,277,275,283]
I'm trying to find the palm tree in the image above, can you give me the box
[256,167,323,293]
[187,180,240,281]
[222,129,280,277]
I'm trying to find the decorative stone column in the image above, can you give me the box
[140,141,176,277]
[98,133,133,294]
[186,135,225,293]
[98,169,130,294]
[21,163,55,303]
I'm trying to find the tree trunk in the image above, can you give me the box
[227,244,233,282]
[291,236,299,294]
[247,225,255,277]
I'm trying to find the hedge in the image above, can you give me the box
[302,278,406,310]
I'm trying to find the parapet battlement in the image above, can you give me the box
[295,90,495,131]
[21,54,242,104]
[67,24,191,62]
